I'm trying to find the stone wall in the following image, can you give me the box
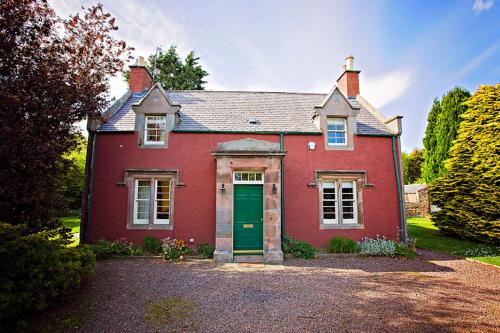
[404,187,430,217]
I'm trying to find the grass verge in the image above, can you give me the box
[407,217,499,266]
[60,214,80,246]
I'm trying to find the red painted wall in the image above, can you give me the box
[87,132,401,248]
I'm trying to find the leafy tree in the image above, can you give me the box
[55,138,87,212]
[402,149,424,184]
[125,45,208,90]
[430,84,499,244]
[0,0,132,232]
[421,88,471,183]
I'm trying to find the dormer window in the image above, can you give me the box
[144,115,166,144]
[327,117,347,146]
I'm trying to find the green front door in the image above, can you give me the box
[233,184,263,254]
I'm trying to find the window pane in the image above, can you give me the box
[255,173,262,181]
[323,181,335,189]
[155,180,170,223]
[135,180,151,223]
[235,173,242,181]
[242,173,248,181]
[145,116,166,143]
[342,181,354,189]
[322,181,337,222]
[341,181,356,223]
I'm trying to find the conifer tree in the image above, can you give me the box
[421,99,442,182]
[421,88,470,182]
[125,45,208,90]
[430,84,499,243]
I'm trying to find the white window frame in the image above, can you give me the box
[153,179,171,225]
[340,180,358,224]
[133,179,151,224]
[320,179,359,225]
[322,181,339,224]
[233,171,264,185]
[144,115,167,145]
[327,117,348,146]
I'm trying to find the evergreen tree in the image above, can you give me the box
[125,45,208,90]
[421,88,471,183]
[434,87,471,176]
[430,84,499,244]
[421,99,441,182]
[402,149,424,184]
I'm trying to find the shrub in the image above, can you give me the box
[143,236,162,254]
[196,243,215,259]
[162,237,189,260]
[396,239,417,259]
[91,238,142,260]
[0,223,95,328]
[359,237,397,256]
[283,235,317,259]
[329,237,359,253]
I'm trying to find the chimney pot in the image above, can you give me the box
[137,56,146,67]
[345,55,354,70]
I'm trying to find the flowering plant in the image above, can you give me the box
[162,237,189,260]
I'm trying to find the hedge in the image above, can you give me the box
[0,223,95,328]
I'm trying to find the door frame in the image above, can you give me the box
[232,171,265,256]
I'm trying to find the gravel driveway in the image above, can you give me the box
[37,251,499,333]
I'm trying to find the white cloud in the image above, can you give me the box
[454,40,500,79]
[472,0,494,13]
[361,70,413,109]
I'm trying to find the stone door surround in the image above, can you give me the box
[211,138,286,263]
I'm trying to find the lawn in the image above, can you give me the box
[60,214,80,246]
[407,217,500,266]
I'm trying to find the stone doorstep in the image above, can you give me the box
[233,255,264,263]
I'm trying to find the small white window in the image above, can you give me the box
[134,180,150,224]
[233,172,264,184]
[322,181,338,224]
[154,180,170,224]
[327,118,347,146]
[144,116,166,144]
[341,181,357,224]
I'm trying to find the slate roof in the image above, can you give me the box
[98,90,393,135]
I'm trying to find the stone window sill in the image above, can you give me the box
[138,143,167,149]
[127,224,173,230]
[320,224,364,230]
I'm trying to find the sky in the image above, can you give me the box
[51,0,499,151]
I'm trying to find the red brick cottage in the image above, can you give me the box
[81,56,406,263]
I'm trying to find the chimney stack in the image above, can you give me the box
[337,55,360,98]
[129,56,153,93]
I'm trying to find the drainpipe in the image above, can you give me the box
[391,135,405,242]
[83,132,97,243]
[280,133,285,245]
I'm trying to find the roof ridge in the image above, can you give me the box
[166,89,326,96]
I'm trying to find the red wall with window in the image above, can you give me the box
[86,132,402,248]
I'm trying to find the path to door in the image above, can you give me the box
[35,250,500,332]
